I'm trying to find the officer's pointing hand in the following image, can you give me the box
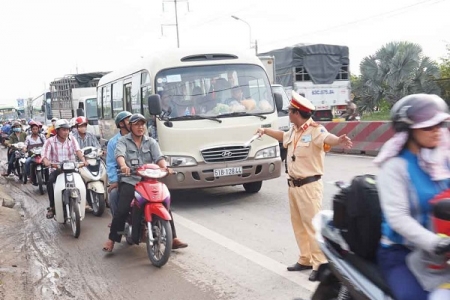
[338,134,353,149]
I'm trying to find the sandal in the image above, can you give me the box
[102,240,115,252]
[46,207,55,219]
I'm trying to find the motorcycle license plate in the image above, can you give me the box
[213,167,242,177]
[36,166,41,170]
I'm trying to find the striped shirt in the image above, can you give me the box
[42,136,81,164]
[72,131,100,149]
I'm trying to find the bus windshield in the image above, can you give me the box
[0,107,18,121]
[85,98,98,119]
[155,64,274,119]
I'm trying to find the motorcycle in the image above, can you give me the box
[10,142,27,182]
[30,146,48,195]
[311,181,395,300]
[79,146,107,216]
[52,161,87,238]
[119,163,173,267]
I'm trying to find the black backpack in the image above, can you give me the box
[332,174,382,262]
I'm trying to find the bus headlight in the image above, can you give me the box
[166,156,197,167]
[255,146,279,159]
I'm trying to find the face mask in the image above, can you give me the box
[13,128,21,132]
[78,127,87,134]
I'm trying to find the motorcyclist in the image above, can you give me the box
[46,117,58,138]
[24,121,46,185]
[42,119,88,219]
[102,113,187,252]
[2,122,27,177]
[374,94,450,300]
[341,100,358,121]
[69,118,77,136]
[72,116,100,149]
[1,121,11,146]
[106,111,132,223]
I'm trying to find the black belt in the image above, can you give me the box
[287,175,321,188]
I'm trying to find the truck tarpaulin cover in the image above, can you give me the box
[259,44,349,86]
[73,72,109,87]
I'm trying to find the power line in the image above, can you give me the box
[263,0,444,49]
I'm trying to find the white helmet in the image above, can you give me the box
[54,119,70,130]
[69,118,77,128]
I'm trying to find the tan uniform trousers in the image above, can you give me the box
[288,180,327,270]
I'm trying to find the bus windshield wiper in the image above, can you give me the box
[169,115,222,123]
[219,111,267,120]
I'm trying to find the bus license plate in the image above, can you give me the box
[214,167,243,177]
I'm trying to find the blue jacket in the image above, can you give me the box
[378,149,450,253]
[106,132,121,184]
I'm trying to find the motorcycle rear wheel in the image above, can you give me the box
[146,216,172,267]
[70,198,81,238]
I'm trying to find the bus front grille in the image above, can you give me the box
[201,146,250,163]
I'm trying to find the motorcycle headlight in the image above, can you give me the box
[166,156,197,167]
[62,162,76,171]
[255,146,279,159]
[85,152,98,159]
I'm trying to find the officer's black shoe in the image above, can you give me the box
[308,270,319,282]
[287,263,313,272]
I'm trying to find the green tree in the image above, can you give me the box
[354,41,441,113]
[437,44,450,103]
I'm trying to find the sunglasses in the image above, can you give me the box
[419,122,445,132]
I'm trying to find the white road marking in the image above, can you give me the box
[173,212,318,292]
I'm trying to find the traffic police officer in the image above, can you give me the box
[256,91,352,281]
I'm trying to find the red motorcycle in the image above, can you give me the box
[121,164,173,267]
[30,146,49,195]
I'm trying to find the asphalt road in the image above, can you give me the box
[1,150,378,300]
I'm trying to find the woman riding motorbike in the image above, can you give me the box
[2,121,27,177]
[374,94,450,300]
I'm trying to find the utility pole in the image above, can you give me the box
[162,0,189,48]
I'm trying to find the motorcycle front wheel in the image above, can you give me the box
[146,216,173,267]
[70,198,81,238]
[36,170,44,195]
[90,190,105,217]
[14,160,21,179]
[21,163,27,184]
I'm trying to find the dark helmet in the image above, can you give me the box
[129,113,146,124]
[114,111,132,128]
[391,94,449,132]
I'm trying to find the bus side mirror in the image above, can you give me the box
[274,92,283,112]
[76,108,85,117]
[148,95,162,116]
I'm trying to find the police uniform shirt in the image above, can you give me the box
[282,118,330,179]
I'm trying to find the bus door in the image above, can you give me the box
[123,79,132,112]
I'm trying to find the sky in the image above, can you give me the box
[1,0,449,106]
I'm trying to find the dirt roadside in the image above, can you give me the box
[0,181,32,300]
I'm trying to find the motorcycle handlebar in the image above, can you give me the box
[50,162,85,169]
[117,167,176,177]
